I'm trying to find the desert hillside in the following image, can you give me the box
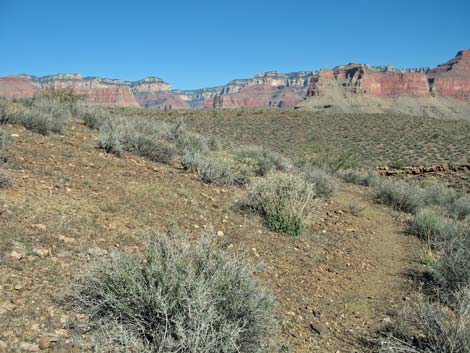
[1,94,470,352]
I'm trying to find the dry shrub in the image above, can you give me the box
[67,230,279,353]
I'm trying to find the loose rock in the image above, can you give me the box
[38,336,50,350]
[310,321,328,335]
[30,224,47,231]
[20,342,39,352]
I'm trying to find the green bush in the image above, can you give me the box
[451,196,470,221]
[0,128,7,151]
[302,166,336,199]
[97,117,210,166]
[19,109,64,135]
[174,130,209,156]
[79,107,112,129]
[182,152,248,185]
[0,128,12,187]
[437,229,470,294]
[235,146,292,177]
[207,135,223,151]
[97,119,125,156]
[0,98,21,125]
[421,182,458,208]
[371,179,424,213]
[181,150,206,172]
[198,160,243,185]
[407,208,450,245]
[67,230,278,353]
[124,133,179,164]
[304,145,357,174]
[242,172,316,236]
[337,169,376,186]
[0,170,12,188]
[17,98,71,135]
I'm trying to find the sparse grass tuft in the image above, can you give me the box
[97,119,125,156]
[437,229,470,295]
[183,152,248,185]
[0,128,7,151]
[207,135,223,151]
[125,133,179,164]
[371,178,424,213]
[97,116,209,166]
[407,208,450,246]
[421,182,458,208]
[348,199,367,216]
[337,169,376,186]
[78,107,112,129]
[303,145,357,174]
[197,157,248,185]
[451,196,470,221]
[0,171,12,188]
[67,230,278,353]
[378,288,470,353]
[0,98,22,125]
[16,97,72,135]
[302,165,336,199]
[235,146,292,177]
[242,172,317,236]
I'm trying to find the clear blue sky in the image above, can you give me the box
[1,0,469,89]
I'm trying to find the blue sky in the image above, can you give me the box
[1,0,469,89]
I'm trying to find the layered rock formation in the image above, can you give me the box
[427,50,470,101]
[0,73,142,107]
[134,91,191,109]
[1,50,469,116]
[306,64,431,98]
[206,71,314,108]
[0,74,174,107]
[134,71,315,109]
[299,50,470,119]
[32,74,142,107]
[0,75,37,97]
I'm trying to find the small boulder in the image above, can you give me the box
[310,321,328,335]
[38,336,50,350]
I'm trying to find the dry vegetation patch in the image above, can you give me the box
[112,108,470,167]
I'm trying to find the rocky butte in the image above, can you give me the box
[298,50,470,119]
[0,50,469,118]
[427,50,470,101]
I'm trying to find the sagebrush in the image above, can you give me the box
[242,172,317,236]
[67,230,279,353]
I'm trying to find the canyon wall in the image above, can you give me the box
[299,50,470,119]
[1,50,469,116]
[0,74,172,107]
[0,76,37,97]
[306,50,470,102]
[427,50,470,101]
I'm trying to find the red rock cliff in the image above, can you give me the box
[427,50,470,100]
[307,50,470,102]
[79,87,138,107]
[0,76,37,97]
[307,64,430,98]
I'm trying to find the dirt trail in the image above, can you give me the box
[290,183,421,352]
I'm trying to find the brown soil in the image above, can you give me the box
[0,121,421,352]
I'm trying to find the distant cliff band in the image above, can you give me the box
[1,50,469,115]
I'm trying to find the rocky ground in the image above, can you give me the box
[0,121,423,352]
